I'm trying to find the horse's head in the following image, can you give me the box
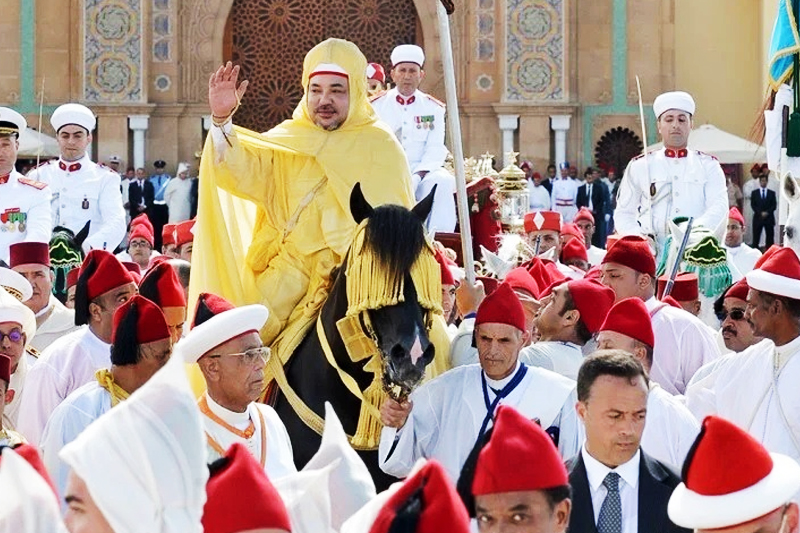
[783,173,800,254]
[343,183,439,399]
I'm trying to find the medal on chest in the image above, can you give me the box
[82,197,90,210]
[650,182,656,197]
[1,208,26,233]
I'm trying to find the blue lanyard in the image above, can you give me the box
[478,364,528,437]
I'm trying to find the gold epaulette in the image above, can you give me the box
[26,346,40,359]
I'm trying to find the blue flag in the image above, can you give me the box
[769,0,800,91]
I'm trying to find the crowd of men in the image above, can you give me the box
[1,36,799,533]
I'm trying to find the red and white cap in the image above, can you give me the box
[366,63,385,83]
[310,63,349,79]
[599,297,654,348]
[746,247,800,299]
[728,207,745,226]
[473,405,568,495]
[524,211,561,233]
[179,293,268,363]
[668,416,800,529]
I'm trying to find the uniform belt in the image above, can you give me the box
[153,200,167,205]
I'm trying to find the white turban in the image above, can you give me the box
[59,353,208,533]
[0,449,68,533]
[653,91,695,119]
[391,44,425,67]
[50,103,96,133]
[0,285,36,347]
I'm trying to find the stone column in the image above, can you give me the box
[498,114,519,166]
[128,115,150,169]
[550,115,572,167]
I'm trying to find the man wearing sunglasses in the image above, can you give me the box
[717,279,762,354]
[181,292,296,481]
[0,284,36,433]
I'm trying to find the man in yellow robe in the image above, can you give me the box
[196,39,448,375]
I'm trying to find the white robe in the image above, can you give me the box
[39,381,111,501]
[4,351,35,430]
[519,341,584,380]
[16,326,108,446]
[30,296,80,353]
[642,383,700,471]
[201,393,297,481]
[587,245,606,266]
[528,182,552,211]
[645,297,720,395]
[378,362,584,483]
[164,177,195,223]
[685,336,800,463]
[724,243,762,277]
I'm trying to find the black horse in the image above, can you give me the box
[270,183,438,491]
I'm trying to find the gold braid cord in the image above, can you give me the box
[270,220,444,449]
[95,369,130,408]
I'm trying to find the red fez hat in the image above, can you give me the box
[600,297,654,348]
[504,267,540,299]
[473,405,568,496]
[747,247,800,299]
[203,443,292,533]
[573,207,595,224]
[585,265,602,280]
[561,237,588,264]
[475,282,526,332]
[724,278,749,301]
[9,242,50,267]
[369,460,470,533]
[753,245,780,270]
[662,295,682,309]
[602,235,655,277]
[657,272,699,301]
[121,261,142,284]
[520,160,532,171]
[111,295,170,345]
[605,233,621,251]
[1,443,58,497]
[0,353,9,385]
[139,262,186,309]
[66,267,80,290]
[77,250,134,303]
[560,222,584,243]
[130,213,154,235]
[566,278,615,334]
[434,249,455,286]
[526,258,566,296]
[751,163,762,172]
[129,224,154,247]
[728,207,745,226]
[524,211,561,233]
[162,223,176,247]
[366,62,386,83]
[668,416,800,530]
[174,219,196,247]
[476,276,500,296]
[532,171,542,180]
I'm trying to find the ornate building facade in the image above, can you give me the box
[1,0,774,176]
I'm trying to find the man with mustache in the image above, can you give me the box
[614,91,728,258]
[717,279,762,354]
[200,39,415,360]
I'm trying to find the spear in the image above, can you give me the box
[436,0,475,286]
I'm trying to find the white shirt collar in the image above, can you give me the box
[484,360,522,390]
[582,445,641,492]
[643,296,659,312]
[204,392,251,426]
[774,334,800,368]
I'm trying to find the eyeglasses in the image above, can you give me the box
[207,346,270,364]
[716,308,746,321]
[0,328,23,343]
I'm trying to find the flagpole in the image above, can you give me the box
[436,1,475,286]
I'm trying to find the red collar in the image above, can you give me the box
[664,148,688,158]
[0,173,9,185]
[58,161,82,172]
[396,94,416,105]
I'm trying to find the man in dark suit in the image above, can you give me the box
[128,167,155,222]
[567,350,689,533]
[576,168,610,248]
[750,175,777,249]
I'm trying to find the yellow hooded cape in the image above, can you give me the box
[190,38,450,395]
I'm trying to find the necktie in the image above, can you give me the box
[587,184,593,211]
[597,472,622,533]
[762,189,766,200]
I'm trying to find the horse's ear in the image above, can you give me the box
[782,172,800,203]
[411,184,437,223]
[350,182,374,224]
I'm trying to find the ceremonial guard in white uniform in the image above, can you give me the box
[0,107,51,264]
[371,45,456,233]
[550,162,579,223]
[27,103,126,253]
[615,91,728,256]
[378,284,583,483]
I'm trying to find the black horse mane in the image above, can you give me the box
[362,204,427,281]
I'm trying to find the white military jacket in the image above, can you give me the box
[370,88,447,174]
[0,170,51,263]
[615,148,728,242]
[28,155,126,253]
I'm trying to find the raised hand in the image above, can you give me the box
[208,61,249,119]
